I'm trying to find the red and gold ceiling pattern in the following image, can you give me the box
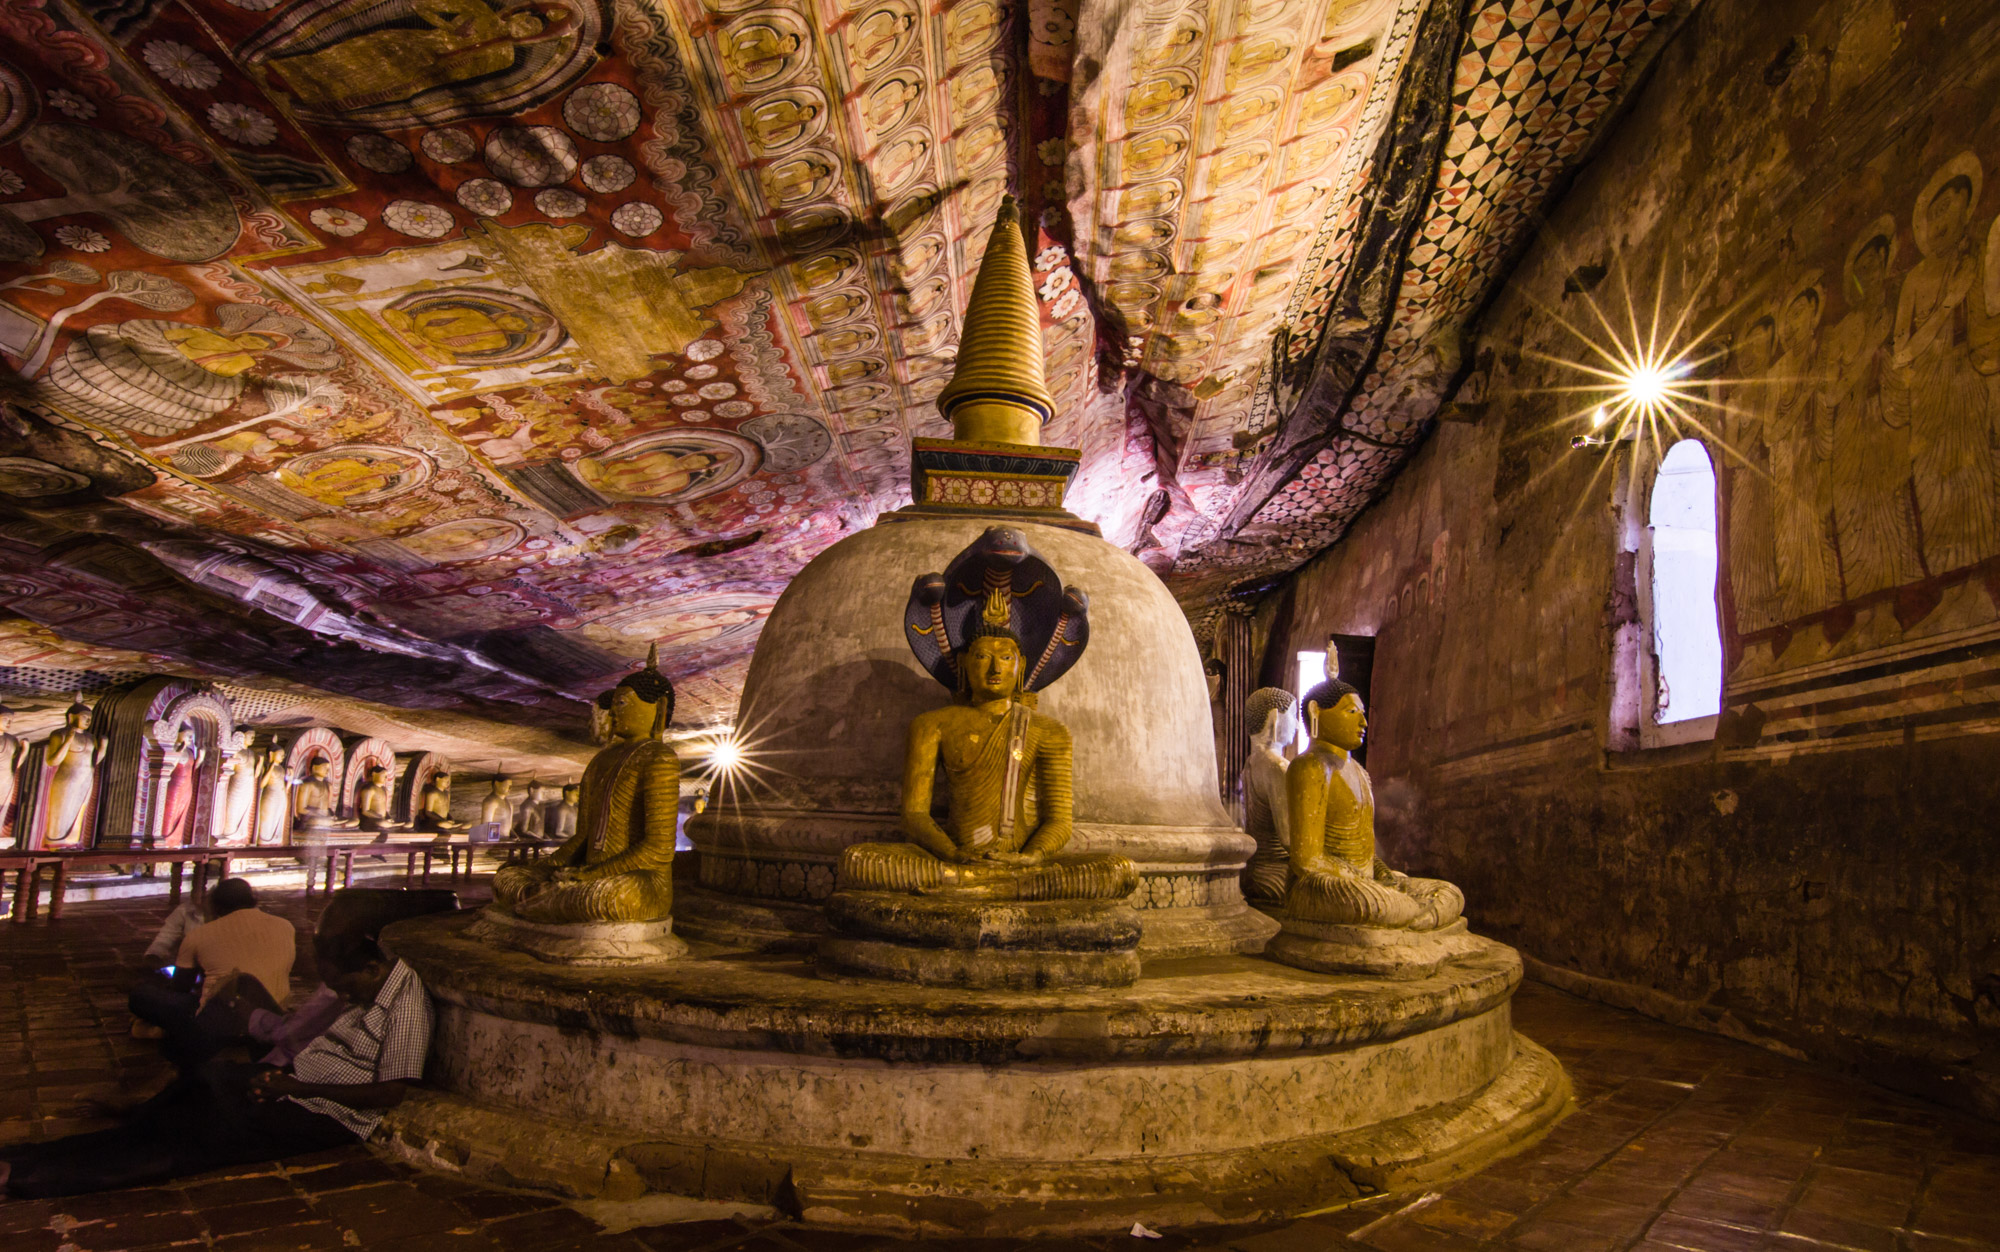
[0,0,1677,725]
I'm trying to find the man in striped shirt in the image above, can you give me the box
[1,932,433,1198]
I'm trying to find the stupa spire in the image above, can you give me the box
[935,196,1055,446]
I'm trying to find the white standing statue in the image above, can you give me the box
[216,735,258,845]
[43,701,105,846]
[1240,687,1299,905]
[0,703,24,840]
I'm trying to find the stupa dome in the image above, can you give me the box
[682,515,1269,956]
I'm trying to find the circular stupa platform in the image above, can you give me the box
[378,911,1569,1237]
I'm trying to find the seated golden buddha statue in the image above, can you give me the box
[491,646,678,927]
[1269,678,1468,977]
[355,764,396,838]
[416,769,466,837]
[822,528,1140,989]
[292,758,354,835]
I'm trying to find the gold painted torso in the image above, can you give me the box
[1324,752,1376,868]
[565,738,678,867]
[929,704,1053,854]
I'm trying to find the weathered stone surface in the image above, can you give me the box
[818,890,1144,989]
[1269,916,1484,980]
[379,908,1562,1234]
[381,910,1521,1064]
[467,908,688,966]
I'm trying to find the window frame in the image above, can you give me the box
[1635,438,1723,748]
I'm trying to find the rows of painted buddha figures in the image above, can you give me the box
[0,680,540,851]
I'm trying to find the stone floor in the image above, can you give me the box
[2,881,1997,1251]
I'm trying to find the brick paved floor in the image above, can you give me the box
[3,882,1997,1250]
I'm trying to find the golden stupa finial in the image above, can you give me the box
[935,196,1055,447]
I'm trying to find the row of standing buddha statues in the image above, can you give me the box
[0,694,571,852]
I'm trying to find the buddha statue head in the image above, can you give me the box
[959,590,1026,704]
[64,700,89,732]
[306,758,330,784]
[598,643,676,740]
[432,769,452,794]
[561,783,579,806]
[1246,687,1299,749]
[365,764,388,788]
[1302,679,1366,753]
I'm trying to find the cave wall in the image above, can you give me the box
[1268,0,2000,1116]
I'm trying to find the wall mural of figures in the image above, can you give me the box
[1716,131,2000,660]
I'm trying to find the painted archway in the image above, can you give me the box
[342,737,397,816]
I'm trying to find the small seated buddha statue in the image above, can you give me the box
[550,783,579,841]
[478,777,514,840]
[1268,679,1468,977]
[821,528,1140,990]
[1240,686,1299,906]
[355,764,395,838]
[292,758,353,836]
[415,769,466,837]
[489,646,679,929]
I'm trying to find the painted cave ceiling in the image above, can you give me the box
[0,0,1681,743]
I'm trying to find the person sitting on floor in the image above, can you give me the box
[128,878,295,1070]
[0,930,433,1199]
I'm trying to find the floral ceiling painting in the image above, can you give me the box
[0,0,1682,740]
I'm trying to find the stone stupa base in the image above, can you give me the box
[818,890,1142,990]
[1268,916,1485,980]
[467,908,688,966]
[376,910,1569,1237]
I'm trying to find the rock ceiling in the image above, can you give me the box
[0,0,1682,745]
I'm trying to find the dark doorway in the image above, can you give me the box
[1330,634,1375,765]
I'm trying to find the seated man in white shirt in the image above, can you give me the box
[1,932,432,1199]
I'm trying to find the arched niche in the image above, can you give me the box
[280,728,346,792]
[342,737,397,816]
[395,751,447,826]
[90,677,237,850]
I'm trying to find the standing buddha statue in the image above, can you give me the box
[0,704,24,841]
[252,745,290,845]
[43,701,104,846]
[491,645,679,925]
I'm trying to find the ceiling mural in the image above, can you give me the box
[0,0,1684,743]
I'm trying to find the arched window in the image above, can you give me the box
[1642,439,1722,742]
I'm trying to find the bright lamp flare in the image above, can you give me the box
[1622,363,1672,410]
[706,736,744,774]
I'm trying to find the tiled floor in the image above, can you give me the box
[3,881,1997,1251]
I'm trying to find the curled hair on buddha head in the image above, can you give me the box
[1302,678,1361,716]
[597,642,676,737]
[1245,686,1297,735]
